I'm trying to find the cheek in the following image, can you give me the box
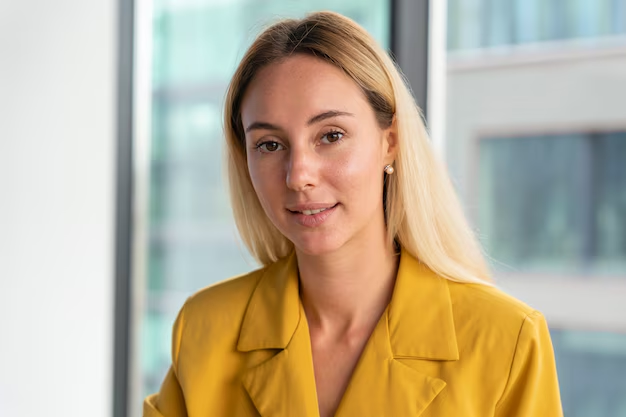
[247,157,284,208]
[330,143,384,203]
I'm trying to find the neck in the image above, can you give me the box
[296,224,400,337]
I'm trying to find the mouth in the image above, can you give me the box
[288,203,339,216]
[286,203,339,227]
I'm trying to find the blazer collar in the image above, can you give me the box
[237,246,459,359]
[237,251,300,352]
[388,247,459,360]
[241,301,447,417]
[238,247,458,417]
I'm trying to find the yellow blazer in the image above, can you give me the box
[144,248,563,416]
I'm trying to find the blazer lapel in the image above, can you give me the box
[335,308,447,417]
[238,253,320,417]
[336,247,459,417]
[387,248,459,361]
[237,247,460,417]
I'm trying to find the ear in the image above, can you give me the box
[382,115,398,165]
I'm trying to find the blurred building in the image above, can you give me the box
[446,1,626,416]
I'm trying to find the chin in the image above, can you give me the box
[289,232,346,257]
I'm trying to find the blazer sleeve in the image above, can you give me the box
[143,303,189,417]
[495,310,563,417]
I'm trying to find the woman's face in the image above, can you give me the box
[241,54,396,256]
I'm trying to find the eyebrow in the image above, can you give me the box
[244,110,354,133]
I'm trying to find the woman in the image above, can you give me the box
[144,11,563,417]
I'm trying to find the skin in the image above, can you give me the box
[241,54,399,417]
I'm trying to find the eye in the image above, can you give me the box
[256,141,284,153]
[321,130,344,144]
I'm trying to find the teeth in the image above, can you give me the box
[301,208,328,215]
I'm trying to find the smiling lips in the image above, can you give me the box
[299,207,331,215]
[288,203,339,227]
[288,203,337,214]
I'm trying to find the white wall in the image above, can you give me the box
[0,1,116,416]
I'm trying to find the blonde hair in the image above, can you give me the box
[224,11,491,284]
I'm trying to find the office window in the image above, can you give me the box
[447,0,626,50]
[514,0,541,43]
[140,0,391,400]
[446,0,626,414]
[478,132,626,274]
[484,0,515,48]
[552,329,626,416]
[448,0,484,50]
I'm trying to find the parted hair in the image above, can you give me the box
[223,11,491,284]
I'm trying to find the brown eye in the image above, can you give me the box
[258,141,284,153]
[321,131,344,144]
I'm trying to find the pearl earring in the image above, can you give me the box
[384,164,394,175]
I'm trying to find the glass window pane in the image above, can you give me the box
[551,329,626,417]
[445,0,626,413]
[484,0,514,47]
[514,0,541,43]
[614,0,626,34]
[478,132,626,274]
[479,134,589,272]
[457,0,485,50]
[449,0,626,50]
[594,133,626,271]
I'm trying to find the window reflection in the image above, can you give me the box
[447,0,626,50]
[478,132,626,274]
[552,329,626,417]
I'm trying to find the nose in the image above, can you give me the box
[286,146,317,191]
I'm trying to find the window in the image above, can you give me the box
[447,0,626,51]
[445,0,626,414]
[552,329,626,416]
[478,132,626,274]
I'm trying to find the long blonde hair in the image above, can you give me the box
[223,11,491,284]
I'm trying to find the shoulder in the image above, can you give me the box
[162,266,268,368]
[168,266,269,365]
[446,280,548,351]
[448,280,536,323]
[445,280,556,392]
[181,265,267,322]
[446,282,561,413]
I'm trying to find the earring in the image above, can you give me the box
[384,164,394,175]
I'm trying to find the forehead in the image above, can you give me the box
[240,54,370,126]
